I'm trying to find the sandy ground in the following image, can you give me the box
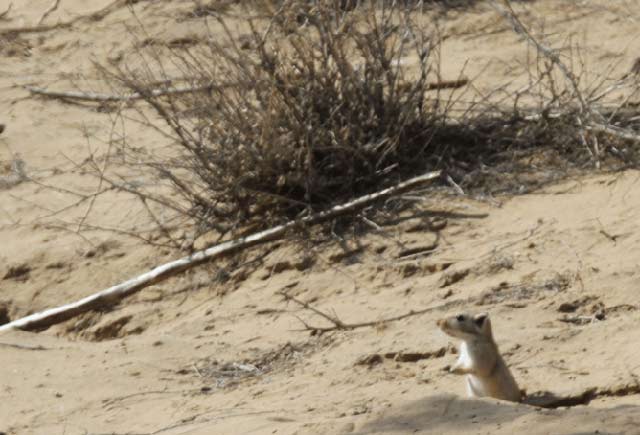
[2,1,640,434]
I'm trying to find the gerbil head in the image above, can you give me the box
[437,312,493,341]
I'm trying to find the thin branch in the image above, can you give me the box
[0,0,135,35]
[138,196,182,249]
[425,78,469,91]
[25,83,216,102]
[279,292,347,329]
[0,2,12,20]
[76,127,114,232]
[444,174,465,195]
[280,291,467,333]
[37,0,61,25]
[0,342,49,351]
[588,123,640,142]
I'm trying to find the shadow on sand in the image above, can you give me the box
[354,393,639,435]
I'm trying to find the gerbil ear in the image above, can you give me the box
[473,313,493,336]
[474,313,489,328]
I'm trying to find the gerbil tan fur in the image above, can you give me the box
[437,312,521,402]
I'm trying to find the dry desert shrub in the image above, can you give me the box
[102,0,452,239]
[89,0,640,246]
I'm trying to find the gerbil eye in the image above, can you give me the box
[456,314,465,322]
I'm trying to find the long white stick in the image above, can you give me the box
[26,79,464,103]
[25,84,215,102]
[0,170,441,332]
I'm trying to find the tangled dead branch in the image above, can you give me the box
[491,0,640,168]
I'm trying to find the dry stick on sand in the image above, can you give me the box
[588,122,640,143]
[0,0,132,35]
[0,2,12,20]
[280,291,467,333]
[25,79,467,103]
[37,0,61,25]
[0,170,441,333]
[425,78,469,91]
[25,83,217,102]
[0,341,49,351]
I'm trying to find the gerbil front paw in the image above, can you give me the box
[449,363,470,375]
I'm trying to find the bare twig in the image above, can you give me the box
[558,314,602,325]
[76,127,116,232]
[588,123,640,143]
[25,83,216,102]
[444,174,465,195]
[0,171,441,332]
[101,388,198,407]
[0,2,12,20]
[425,78,469,91]
[280,291,467,333]
[38,0,61,25]
[596,218,619,243]
[279,292,347,329]
[0,342,49,351]
[0,0,136,35]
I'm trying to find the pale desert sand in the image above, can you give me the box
[2,1,640,434]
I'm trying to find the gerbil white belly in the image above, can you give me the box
[459,342,473,367]
[455,342,491,398]
[466,375,488,398]
[459,342,488,398]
